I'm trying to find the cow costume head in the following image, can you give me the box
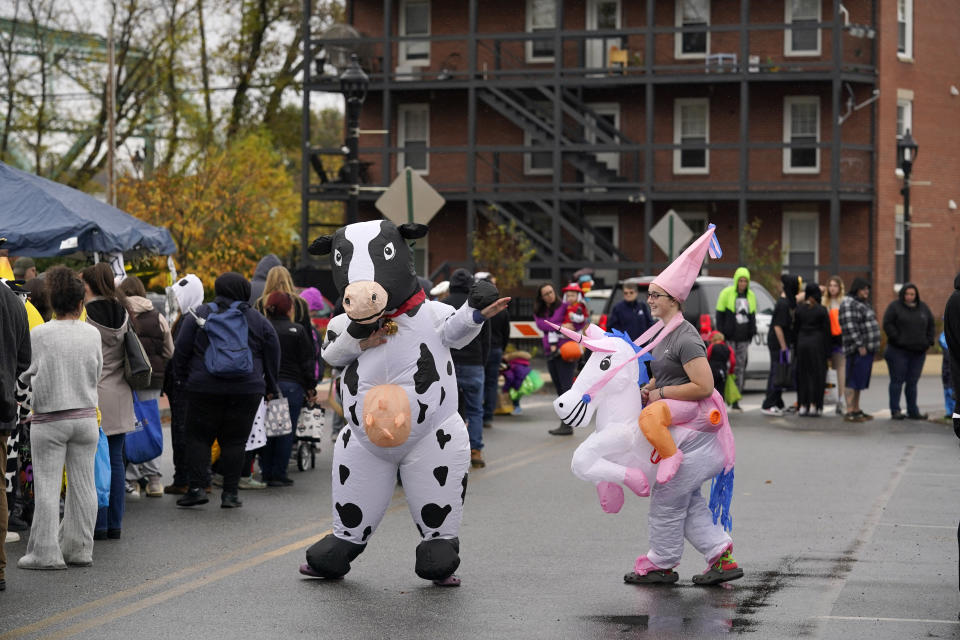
[309,220,428,323]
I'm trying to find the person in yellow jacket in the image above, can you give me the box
[714,267,757,409]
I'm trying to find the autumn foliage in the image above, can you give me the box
[472,219,537,292]
[117,132,298,289]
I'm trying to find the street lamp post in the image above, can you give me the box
[897,129,919,284]
[340,53,369,225]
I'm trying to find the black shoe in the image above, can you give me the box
[906,412,928,420]
[891,411,906,420]
[176,488,209,507]
[0,578,5,591]
[548,423,574,436]
[7,514,28,532]
[94,530,107,541]
[106,529,121,540]
[731,402,742,411]
[221,493,243,509]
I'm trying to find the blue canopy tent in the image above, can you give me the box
[0,161,176,256]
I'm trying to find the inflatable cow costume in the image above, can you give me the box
[300,220,508,585]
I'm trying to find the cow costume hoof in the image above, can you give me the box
[432,574,461,587]
[415,537,460,582]
[304,534,366,579]
[299,564,343,580]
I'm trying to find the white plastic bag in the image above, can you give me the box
[246,399,267,451]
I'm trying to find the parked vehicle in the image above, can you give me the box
[602,276,777,385]
[584,288,611,329]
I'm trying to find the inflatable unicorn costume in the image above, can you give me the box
[551,225,741,586]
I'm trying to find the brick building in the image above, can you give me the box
[303,0,960,316]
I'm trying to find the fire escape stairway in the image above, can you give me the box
[477,86,627,186]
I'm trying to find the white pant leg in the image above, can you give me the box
[329,428,400,543]
[683,486,732,565]
[646,440,725,569]
[20,422,69,569]
[571,423,644,486]
[399,414,470,540]
[59,418,99,565]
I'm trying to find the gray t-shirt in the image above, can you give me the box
[650,320,706,388]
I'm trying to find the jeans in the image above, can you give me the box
[454,363,485,451]
[482,348,504,423]
[547,355,576,396]
[885,345,926,415]
[95,434,126,533]
[260,380,304,481]
[185,392,262,494]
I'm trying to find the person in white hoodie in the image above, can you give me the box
[118,276,174,498]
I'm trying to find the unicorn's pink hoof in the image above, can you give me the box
[622,468,650,497]
[596,481,624,513]
[656,450,684,484]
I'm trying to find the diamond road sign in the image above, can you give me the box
[375,167,446,226]
[649,209,693,260]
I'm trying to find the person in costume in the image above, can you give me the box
[301,220,509,586]
[625,225,742,585]
[560,283,588,328]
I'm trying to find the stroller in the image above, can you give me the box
[295,402,326,471]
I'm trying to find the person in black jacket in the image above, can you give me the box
[443,269,491,468]
[795,283,831,417]
[946,273,960,439]
[260,291,317,486]
[761,274,801,416]
[478,273,510,430]
[174,272,280,509]
[607,282,653,341]
[882,282,934,420]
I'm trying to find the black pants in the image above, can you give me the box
[185,392,262,494]
[762,345,784,410]
[168,384,189,486]
[796,337,827,411]
[547,355,576,396]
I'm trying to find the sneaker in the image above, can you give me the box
[125,483,141,500]
[5,531,20,543]
[761,407,783,417]
[856,410,874,421]
[891,411,906,420]
[906,412,929,420]
[211,473,224,488]
[798,406,808,417]
[145,477,164,497]
[692,548,744,585]
[470,448,485,468]
[844,412,867,423]
[730,402,742,412]
[238,476,266,490]
[7,513,28,532]
[624,569,679,584]
[511,406,523,416]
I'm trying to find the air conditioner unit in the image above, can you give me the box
[748,55,760,73]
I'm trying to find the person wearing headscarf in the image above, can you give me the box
[249,254,282,305]
[882,283,934,420]
[761,275,802,416]
[173,272,280,509]
[795,283,831,416]
[838,277,880,421]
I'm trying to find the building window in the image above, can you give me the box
[896,98,913,172]
[524,131,553,175]
[782,210,819,284]
[897,0,913,59]
[526,0,556,62]
[398,104,429,174]
[675,0,709,59]
[894,211,905,285]
[785,0,820,56]
[399,0,430,66]
[783,96,820,174]
[673,98,709,174]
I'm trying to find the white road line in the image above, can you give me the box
[876,522,957,530]
[819,615,960,625]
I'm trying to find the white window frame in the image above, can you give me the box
[413,235,430,278]
[784,0,821,56]
[783,96,820,174]
[583,213,620,261]
[526,0,557,63]
[673,98,710,175]
[894,208,905,286]
[523,130,554,175]
[398,103,430,175]
[897,0,913,60]
[399,0,431,67]
[674,0,710,60]
[678,209,710,270]
[895,97,913,176]
[781,209,820,279]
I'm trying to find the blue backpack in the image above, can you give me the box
[191,301,253,378]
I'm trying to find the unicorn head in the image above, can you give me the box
[551,324,651,429]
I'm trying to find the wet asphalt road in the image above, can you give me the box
[1,374,958,639]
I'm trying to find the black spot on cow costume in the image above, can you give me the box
[302,220,500,585]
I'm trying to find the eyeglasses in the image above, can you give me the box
[646,291,672,301]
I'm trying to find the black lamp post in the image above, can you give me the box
[897,129,918,284]
[340,53,369,225]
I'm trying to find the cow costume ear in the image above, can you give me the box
[398,223,429,240]
[309,235,334,256]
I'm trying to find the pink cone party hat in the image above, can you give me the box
[651,223,722,301]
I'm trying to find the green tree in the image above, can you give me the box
[472,219,536,292]
[739,218,783,295]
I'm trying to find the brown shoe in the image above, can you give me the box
[470,448,485,468]
[163,484,188,495]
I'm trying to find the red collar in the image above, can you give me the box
[385,288,426,318]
